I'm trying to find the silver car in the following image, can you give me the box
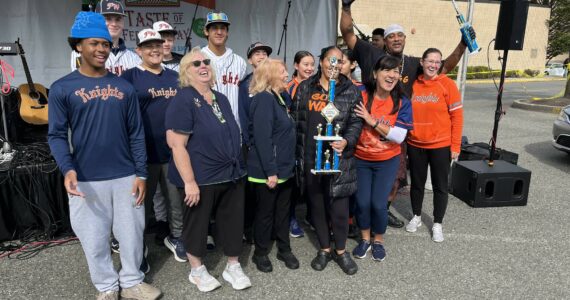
[553,105,570,153]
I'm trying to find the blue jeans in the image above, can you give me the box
[355,156,400,235]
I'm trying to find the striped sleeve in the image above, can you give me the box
[395,96,413,130]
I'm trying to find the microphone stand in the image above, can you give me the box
[184,0,202,54]
[0,64,12,154]
[277,0,292,63]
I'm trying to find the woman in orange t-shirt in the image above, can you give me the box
[352,56,413,261]
[405,48,464,243]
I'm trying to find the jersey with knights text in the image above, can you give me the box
[202,46,247,128]
[70,38,141,76]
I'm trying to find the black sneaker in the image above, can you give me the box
[276,251,299,269]
[252,255,273,273]
[387,210,404,228]
[310,250,332,271]
[333,251,358,275]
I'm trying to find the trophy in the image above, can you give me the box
[311,56,343,175]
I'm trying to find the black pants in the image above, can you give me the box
[242,145,256,235]
[253,180,293,256]
[180,178,245,257]
[408,145,451,224]
[306,169,349,251]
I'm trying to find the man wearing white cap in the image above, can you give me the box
[153,21,184,71]
[70,0,141,75]
[340,0,469,96]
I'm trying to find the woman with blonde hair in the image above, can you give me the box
[165,47,251,292]
[247,59,299,273]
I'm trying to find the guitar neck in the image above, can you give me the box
[20,53,37,93]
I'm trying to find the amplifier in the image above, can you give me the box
[450,160,530,207]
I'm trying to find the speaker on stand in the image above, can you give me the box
[451,0,532,207]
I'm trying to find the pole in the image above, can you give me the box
[488,49,509,166]
[456,0,475,103]
[277,0,292,63]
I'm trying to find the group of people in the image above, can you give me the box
[46,0,468,299]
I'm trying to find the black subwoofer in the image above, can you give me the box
[450,160,530,207]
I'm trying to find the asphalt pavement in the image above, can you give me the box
[1,80,569,299]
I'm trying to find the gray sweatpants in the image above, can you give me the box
[145,163,183,237]
[70,175,145,292]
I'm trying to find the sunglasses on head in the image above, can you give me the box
[191,59,211,67]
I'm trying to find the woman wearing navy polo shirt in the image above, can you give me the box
[247,59,299,273]
[165,47,251,292]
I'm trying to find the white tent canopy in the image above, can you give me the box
[1,0,337,87]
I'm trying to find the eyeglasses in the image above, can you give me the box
[191,59,211,67]
[423,60,442,66]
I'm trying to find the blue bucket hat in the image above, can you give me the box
[70,12,112,42]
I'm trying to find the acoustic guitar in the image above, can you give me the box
[17,40,48,125]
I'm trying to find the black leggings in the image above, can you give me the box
[305,170,349,251]
[408,145,451,224]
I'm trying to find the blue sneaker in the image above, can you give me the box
[289,218,305,238]
[371,242,386,261]
[352,239,371,259]
[164,235,188,262]
[140,245,150,274]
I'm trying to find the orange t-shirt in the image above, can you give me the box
[355,93,413,161]
[408,74,464,153]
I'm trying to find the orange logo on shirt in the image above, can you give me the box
[308,92,328,112]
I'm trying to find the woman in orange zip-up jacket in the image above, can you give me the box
[405,48,463,243]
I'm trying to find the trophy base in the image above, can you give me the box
[311,169,342,175]
[314,136,343,141]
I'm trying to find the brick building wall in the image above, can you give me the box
[339,0,551,72]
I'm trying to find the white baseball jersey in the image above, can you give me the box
[70,39,141,76]
[202,46,247,127]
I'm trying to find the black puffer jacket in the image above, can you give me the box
[293,73,363,198]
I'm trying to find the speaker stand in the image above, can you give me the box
[489,49,509,166]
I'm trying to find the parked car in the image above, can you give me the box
[552,105,570,154]
[544,62,565,77]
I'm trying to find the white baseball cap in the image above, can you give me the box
[153,21,177,35]
[136,29,165,46]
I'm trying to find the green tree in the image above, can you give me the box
[545,0,570,61]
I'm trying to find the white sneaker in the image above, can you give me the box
[432,223,444,243]
[222,262,252,290]
[189,265,222,292]
[405,215,422,233]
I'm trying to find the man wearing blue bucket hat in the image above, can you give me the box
[49,12,161,300]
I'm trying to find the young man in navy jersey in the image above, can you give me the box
[48,12,161,300]
[237,42,272,244]
[121,28,186,263]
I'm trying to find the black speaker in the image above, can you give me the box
[494,0,529,51]
[450,160,531,207]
